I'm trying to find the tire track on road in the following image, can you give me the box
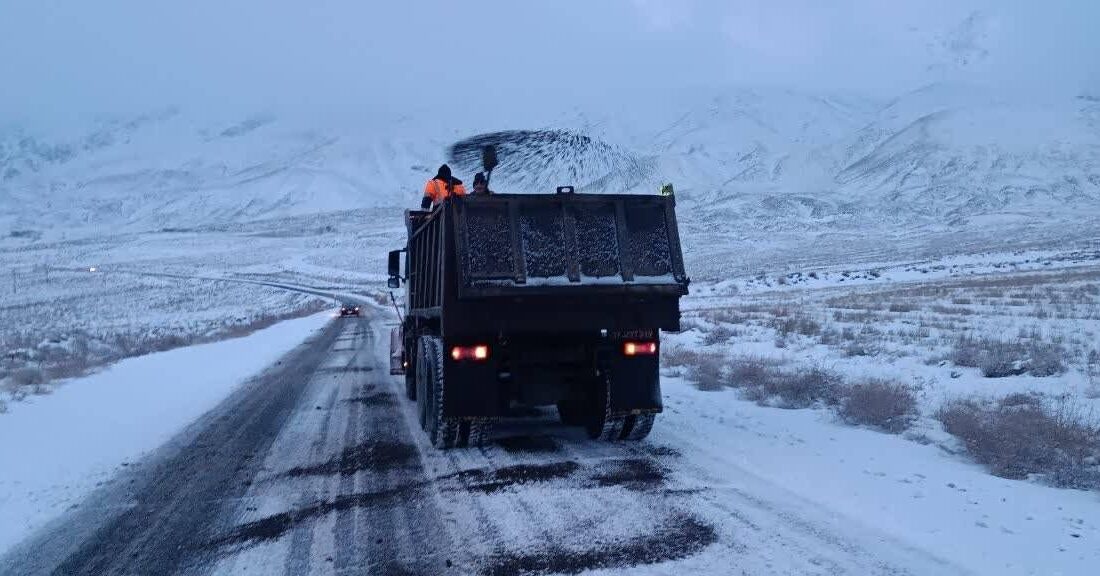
[0,319,343,576]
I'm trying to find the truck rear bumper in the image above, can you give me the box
[439,336,662,419]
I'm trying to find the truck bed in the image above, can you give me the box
[453,193,688,297]
[404,193,689,335]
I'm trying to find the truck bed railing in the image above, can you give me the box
[406,208,444,312]
[452,194,688,298]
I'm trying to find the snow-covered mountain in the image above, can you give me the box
[658,85,1100,226]
[0,109,444,233]
[3,83,1099,270]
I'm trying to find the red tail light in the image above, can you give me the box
[623,341,657,356]
[451,345,490,361]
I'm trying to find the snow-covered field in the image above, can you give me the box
[662,254,1100,547]
[658,375,1100,575]
[0,222,370,406]
[0,311,331,554]
[673,257,1100,415]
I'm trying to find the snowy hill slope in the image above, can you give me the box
[2,84,1099,268]
[0,110,447,234]
[668,85,1100,226]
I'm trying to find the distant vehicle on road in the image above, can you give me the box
[339,304,361,317]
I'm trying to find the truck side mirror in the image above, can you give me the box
[388,250,402,285]
[481,145,498,172]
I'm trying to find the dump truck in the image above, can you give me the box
[387,187,689,448]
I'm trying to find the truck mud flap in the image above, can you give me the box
[606,355,662,414]
[441,356,502,418]
[389,326,405,375]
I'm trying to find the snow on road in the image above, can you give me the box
[0,311,332,555]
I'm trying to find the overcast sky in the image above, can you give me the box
[2,0,1097,131]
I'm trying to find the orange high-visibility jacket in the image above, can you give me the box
[423,177,466,205]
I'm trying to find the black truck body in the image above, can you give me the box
[389,192,688,448]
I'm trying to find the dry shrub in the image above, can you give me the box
[936,396,1100,489]
[661,346,700,369]
[929,305,976,316]
[687,354,726,391]
[5,366,48,399]
[679,317,704,333]
[1025,342,1066,377]
[702,325,736,346]
[843,339,880,357]
[741,365,843,409]
[12,366,46,388]
[951,337,1025,377]
[818,329,841,346]
[773,315,822,338]
[951,337,1066,378]
[839,379,918,433]
[726,356,782,388]
[46,353,92,380]
[662,346,726,391]
[1087,351,1100,400]
[671,348,798,393]
[702,309,751,325]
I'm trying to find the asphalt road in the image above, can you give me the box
[0,313,966,576]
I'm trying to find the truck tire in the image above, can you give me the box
[419,336,461,449]
[585,369,657,442]
[415,339,430,429]
[462,419,493,448]
[621,412,656,441]
[585,374,626,440]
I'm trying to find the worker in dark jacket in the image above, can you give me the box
[471,172,493,196]
[422,164,466,209]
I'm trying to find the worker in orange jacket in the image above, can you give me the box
[422,164,466,209]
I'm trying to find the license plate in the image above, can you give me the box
[609,329,656,341]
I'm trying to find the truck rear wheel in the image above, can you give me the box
[584,371,657,442]
[415,340,429,429]
[621,412,656,441]
[585,376,624,440]
[417,336,461,449]
[461,419,493,448]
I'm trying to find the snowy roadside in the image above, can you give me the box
[0,311,332,556]
[655,374,1100,576]
[0,269,329,405]
[656,263,1100,575]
